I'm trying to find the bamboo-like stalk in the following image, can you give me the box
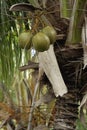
[60,0,72,18]
[66,0,86,45]
[82,17,87,69]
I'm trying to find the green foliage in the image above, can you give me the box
[0,89,4,102]
[0,0,31,86]
[66,0,86,44]
[76,119,87,130]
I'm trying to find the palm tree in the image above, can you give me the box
[0,0,87,130]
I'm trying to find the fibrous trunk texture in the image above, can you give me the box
[53,43,83,130]
[53,86,79,130]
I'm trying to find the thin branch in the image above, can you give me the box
[19,61,39,71]
[27,68,44,130]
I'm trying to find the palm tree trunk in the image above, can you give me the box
[53,43,83,130]
[53,86,79,130]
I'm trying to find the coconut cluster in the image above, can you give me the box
[18,26,57,52]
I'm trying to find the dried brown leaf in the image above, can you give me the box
[7,123,13,130]
[0,102,14,115]
[9,3,42,12]
[0,118,8,129]
[34,125,49,130]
